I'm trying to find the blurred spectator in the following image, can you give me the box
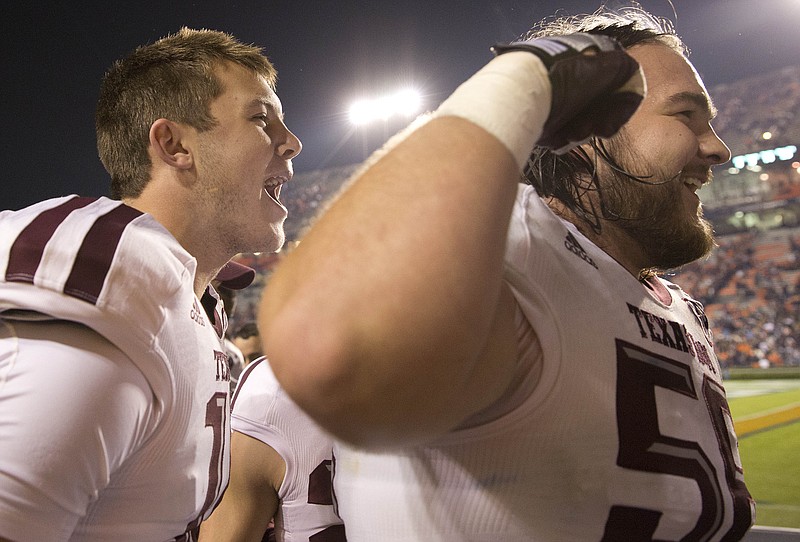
[214,261,257,390]
[671,228,800,369]
[233,322,264,366]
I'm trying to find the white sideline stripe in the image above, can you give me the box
[726,379,800,398]
[745,525,800,542]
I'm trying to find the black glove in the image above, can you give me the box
[492,33,645,154]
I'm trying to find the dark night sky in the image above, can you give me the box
[3,0,799,211]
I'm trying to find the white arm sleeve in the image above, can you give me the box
[0,319,156,541]
[434,51,551,168]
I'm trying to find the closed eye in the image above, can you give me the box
[666,91,716,122]
[669,108,698,121]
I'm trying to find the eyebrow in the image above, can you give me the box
[665,91,718,119]
[249,97,285,120]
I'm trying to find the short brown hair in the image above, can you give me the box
[96,27,277,199]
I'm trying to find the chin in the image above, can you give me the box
[264,225,286,253]
[662,225,715,269]
[239,226,284,256]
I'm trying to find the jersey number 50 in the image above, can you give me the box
[602,340,753,541]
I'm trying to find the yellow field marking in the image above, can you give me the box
[734,403,800,437]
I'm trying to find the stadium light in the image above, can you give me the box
[348,88,422,126]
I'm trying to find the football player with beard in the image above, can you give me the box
[259,5,754,541]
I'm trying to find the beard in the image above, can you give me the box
[595,136,716,271]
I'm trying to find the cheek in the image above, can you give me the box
[629,122,696,168]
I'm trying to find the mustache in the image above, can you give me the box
[678,168,714,185]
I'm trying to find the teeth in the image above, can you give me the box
[264,177,286,188]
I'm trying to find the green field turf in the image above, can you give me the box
[727,380,800,529]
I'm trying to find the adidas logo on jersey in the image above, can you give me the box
[564,232,598,269]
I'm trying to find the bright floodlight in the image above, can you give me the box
[348,88,422,126]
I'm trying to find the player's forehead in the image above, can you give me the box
[213,61,284,117]
[629,42,715,115]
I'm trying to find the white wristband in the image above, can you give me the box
[434,51,552,169]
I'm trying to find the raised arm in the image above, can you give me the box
[260,35,644,447]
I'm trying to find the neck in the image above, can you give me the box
[545,198,648,279]
[123,193,229,299]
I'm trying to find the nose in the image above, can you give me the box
[699,125,731,166]
[276,123,302,159]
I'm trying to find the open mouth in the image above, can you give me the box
[681,169,712,193]
[263,176,287,204]
[682,177,704,195]
[683,178,703,190]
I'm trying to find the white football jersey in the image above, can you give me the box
[0,196,231,541]
[232,357,346,542]
[334,184,754,541]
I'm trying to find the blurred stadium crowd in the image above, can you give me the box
[231,65,800,371]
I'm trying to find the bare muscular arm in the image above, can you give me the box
[261,117,522,447]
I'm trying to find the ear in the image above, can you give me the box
[149,118,193,170]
